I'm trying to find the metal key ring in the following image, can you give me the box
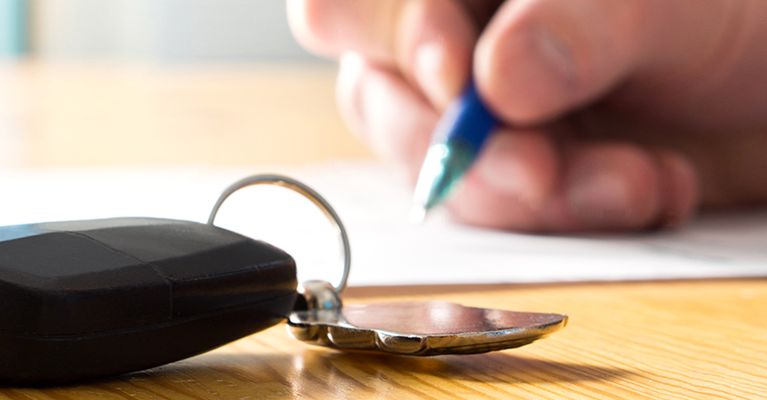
[207,174,351,293]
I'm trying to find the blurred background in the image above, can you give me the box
[0,0,375,168]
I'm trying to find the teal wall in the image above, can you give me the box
[0,0,27,56]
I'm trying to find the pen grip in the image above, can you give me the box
[435,81,499,155]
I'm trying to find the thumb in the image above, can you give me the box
[473,0,753,125]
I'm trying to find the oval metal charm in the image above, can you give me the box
[287,301,567,356]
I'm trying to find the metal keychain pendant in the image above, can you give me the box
[210,175,568,356]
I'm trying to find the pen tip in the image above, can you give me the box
[410,205,428,224]
[411,140,476,217]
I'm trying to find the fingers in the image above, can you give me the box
[473,0,741,125]
[288,0,404,62]
[447,128,560,231]
[561,144,663,230]
[474,0,645,124]
[336,53,435,173]
[653,150,698,228]
[287,0,478,108]
[561,145,698,230]
[338,51,700,231]
[298,0,708,231]
[449,143,699,232]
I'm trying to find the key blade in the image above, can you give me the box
[287,301,567,356]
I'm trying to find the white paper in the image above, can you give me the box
[1,162,766,287]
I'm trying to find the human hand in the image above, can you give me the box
[288,0,767,232]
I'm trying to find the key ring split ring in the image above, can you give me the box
[207,174,351,293]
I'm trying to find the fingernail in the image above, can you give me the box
[529,25,575,85]
[414,43,450,107]
[567,172,629,227]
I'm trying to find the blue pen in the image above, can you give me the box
[411,81,499,221]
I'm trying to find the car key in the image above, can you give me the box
[0,216,298,385]
[0,174,567,386]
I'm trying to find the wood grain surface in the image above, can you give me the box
[1,279,765,399]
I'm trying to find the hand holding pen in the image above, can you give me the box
[288,0,767,232]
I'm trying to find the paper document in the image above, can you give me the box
[1,162,766,286]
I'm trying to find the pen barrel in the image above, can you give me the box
[432,82,498,156]
[412,81,500,211]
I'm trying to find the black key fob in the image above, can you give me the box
[0,217,297,385]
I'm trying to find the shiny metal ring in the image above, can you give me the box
[207,174,351,293]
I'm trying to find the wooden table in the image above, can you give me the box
[1,280,764,399]
[1,62,765,399]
